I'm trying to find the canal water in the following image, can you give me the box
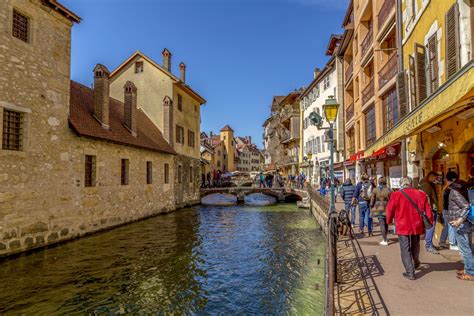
[0,204,325,314]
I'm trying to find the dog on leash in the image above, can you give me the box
[337,209,351,237]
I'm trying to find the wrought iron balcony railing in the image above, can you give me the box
[362,80,374,105]
[345,102,354,122]
[361,27,373,57]
[378,53,398,90]
[345,62,353,82]
[378,0,395,31]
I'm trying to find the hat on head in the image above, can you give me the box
[446,171,458,182]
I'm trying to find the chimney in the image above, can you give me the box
[248,136,252,144]
[93,64,110,130]
[162,48,172,72]
[163,95,173,146]
[179,62,186,83]
[123,81,137,137]
[314,67,321,79]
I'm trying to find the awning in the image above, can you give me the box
[364,61,474,157]
[349,151,364,161]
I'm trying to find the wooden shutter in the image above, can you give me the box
[427,34,439,93]
[414,43,427,105]
[396,71,408,118]
[408,55,417,108]
[445,3,460,79]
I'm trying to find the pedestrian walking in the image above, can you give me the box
[341,178,356,227]
[259,172,266,188]
[444,171,473,281]
[386,177,433,280]
[354,174,373,236]
[370,177,392,245]
[419,171,440,254]
[206,172,211,188]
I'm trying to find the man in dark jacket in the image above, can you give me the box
[387,177,433,280]
[419,171,440,254]
[354,174,373,236]
[341,178,356,227]
[445,171,473,281]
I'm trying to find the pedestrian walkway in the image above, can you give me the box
[333,200,473,315]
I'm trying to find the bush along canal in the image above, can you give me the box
[0,203,326,314]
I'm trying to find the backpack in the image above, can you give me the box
[360,182,371,201]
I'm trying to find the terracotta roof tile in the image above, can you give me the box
[69,81,176,155]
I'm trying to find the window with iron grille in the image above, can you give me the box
[164,163,169,184]
[188,130,195,147]
[189,166,193,183]
[365,105,376,147]
[178,94,183,111]
[146,161,153,184]
[12,10,29,43]
[383,88,398,132]
[84,155,96,187]
[121,159,129,185]
[135,61,144,73]
[2,109,24,151]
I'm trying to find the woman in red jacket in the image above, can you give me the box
[386,177,433,280]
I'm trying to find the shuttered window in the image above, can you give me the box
[427,34,439,94]
[414,43,427,105]
[396,72,407,118]
[175,125,184,144]
[445,3,460,79]
[408,55,417,109]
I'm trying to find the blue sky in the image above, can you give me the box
[62,0,348,148]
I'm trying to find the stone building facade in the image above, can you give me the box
[0,0,203,257]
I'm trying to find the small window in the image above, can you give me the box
[12,10,29,43]
[85,155,96,187]
[135,61,144,73]
[2,109,24,151]
[121,159,129,185]
[175,125,184,144]
[194,104,197,112]
[164,163,169,184]
[188,130,195,147]
[146,161,153,184]
[178,165,182,183]
[189,166,193,183]
[178,94,183,111]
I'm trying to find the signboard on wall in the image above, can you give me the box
[389,166,402,189]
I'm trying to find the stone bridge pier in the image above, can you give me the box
[200,187,305,203]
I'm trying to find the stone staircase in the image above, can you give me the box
[295,189,310,208]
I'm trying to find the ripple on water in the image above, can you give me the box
[0,204,325,314]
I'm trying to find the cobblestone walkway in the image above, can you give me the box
[333,200,473,316]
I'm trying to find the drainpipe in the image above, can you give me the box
[396,0,408,177]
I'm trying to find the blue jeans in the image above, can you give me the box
[425,212,437,248]
[440,212,456,245]
[359,201,372,232]
[345,203,356,225]
[454,221,473,276]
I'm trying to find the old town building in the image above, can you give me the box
[234,136,264,172]
[262,96,285,172]
[200,125,236,174]
[300,35,345,185]
[0,0,204,257]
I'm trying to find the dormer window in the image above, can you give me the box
[135,61,144,73]
[12,10,29,43]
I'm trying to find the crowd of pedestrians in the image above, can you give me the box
[338,169,473,282]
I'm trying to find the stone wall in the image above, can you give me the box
[0,0,201,257]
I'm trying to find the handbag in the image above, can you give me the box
[400,190,433,230]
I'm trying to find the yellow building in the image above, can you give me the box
[109,50,205,160]
[363,0,473,188]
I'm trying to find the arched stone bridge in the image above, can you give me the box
[200,187,305,202]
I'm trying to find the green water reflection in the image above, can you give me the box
[0,203,325,314]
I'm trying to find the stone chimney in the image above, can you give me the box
[163,95,173,146]
[179,62,186,83]
[162,48,172,72]
[123,81,137,137]
[314,67,321,79]
[93,64,110,130]
[248,136,252,144]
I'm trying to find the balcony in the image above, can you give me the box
[281,155,298,165]
[378,0,395,32]
[281,129,300,144]
[345,102,354,122]
[345,63,353,83]
[362,81,374,105]
[280,107,299,124]
[361,27,373,58]
[378,53,398,90]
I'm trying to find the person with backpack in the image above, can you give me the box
[445,171,473,281]
[419,171,440,254]
[370,177,392,245]
[386,177,433,280]
[341,178,356,227]
[354,173,373,236]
